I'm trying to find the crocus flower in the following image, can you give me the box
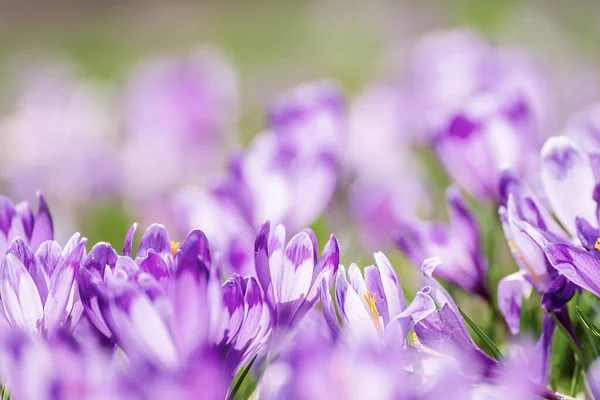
[320,252,435,346]
[0,61,118,238]
[0,192,53,256]
[405,29,552,144]
[171,82,345,277]
[497,170,577,334]
[254,220,339,332]
[397,186,489,300]
[414,257,497,378]
[432,89,537,202]
[346,84,430,248]
[499,136,600,303]
[80,224,270,379]
[120,48,238,205]
[0,232,86,338]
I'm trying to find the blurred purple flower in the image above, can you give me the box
[0,328,133,400]
[320,252,434,346]
[433,90,537,202]
[346,84,430,247]
[405,29,553,144]
[0,62,118,238]
[120,48,238,205]
[397,186,489,300]
[0,232,86,338]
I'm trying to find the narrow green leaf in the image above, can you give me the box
[548,311,589,369]
[575,305,600,359]
[459,308,505,361]
[228,354,258,400]
[570,362,582,396]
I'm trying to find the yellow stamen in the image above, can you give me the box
[595,238,600,251]
[363,290,382,333]
[170,241,180,258]
[508,241,540,284]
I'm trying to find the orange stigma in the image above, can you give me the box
[170,241,180,257]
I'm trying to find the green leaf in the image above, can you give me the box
[459,308,505,361]
[228,355,258,400]
[576,306,600,337]
[575,305,600,360]
[548,311,589,369]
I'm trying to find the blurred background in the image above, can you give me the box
[1,0,600,392]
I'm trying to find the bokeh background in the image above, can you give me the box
[1,1,600,393]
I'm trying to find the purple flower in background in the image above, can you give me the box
[121,48,238,205]
[397,186,489,300]
[565,103,600,151]
[433,90,537,201]
[254,220,339,332]
[0,232,86,338]
[0,61,118,238]
[405,29,553,143]
[171,81,345,276]
[320,252,434,345]
[0,192,53,256]
[346,84,430,247]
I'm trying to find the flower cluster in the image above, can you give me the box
[2,26,600,400]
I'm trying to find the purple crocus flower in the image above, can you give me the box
[433,90,537,202]
[498,136,600,304]
[414,258,498,378]
[320,252,435,346]
[120,48,238,204]
[565,103,600,151]
[0,193,53,256]
[80,224,270,379]
[397,186,489,300]
[0,62,118,239]
[254,220,339,332]
[346,84,430,248]
[497,170,577,333]
[405,29,553,144]
[0,232,86,338]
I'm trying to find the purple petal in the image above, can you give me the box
[254,221,274,309]
[140,250,171,283]
[14,202,34,241]
[529,313,555,385]
[30,192,54,250]
[497,271,533,335]
[137,224,171,259]
[305,234,340,304]
[215,275,244,347]
[109,285,178,368]
[0,197,16,237]
[174,229,211,281]
[83,242,118,276]
[363,266,389,325]
[77,268,112,338]
[540,136,596,235]
[387,287,435,339]
[43,235,86,335]
[0,254,43,332]
[273,231,314,306]
[374,252,406,318]
[122,223,139,257]
[544,243,600,297]
[334,267,379,343]
[6,238,37,272]
[319,277,341,341]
